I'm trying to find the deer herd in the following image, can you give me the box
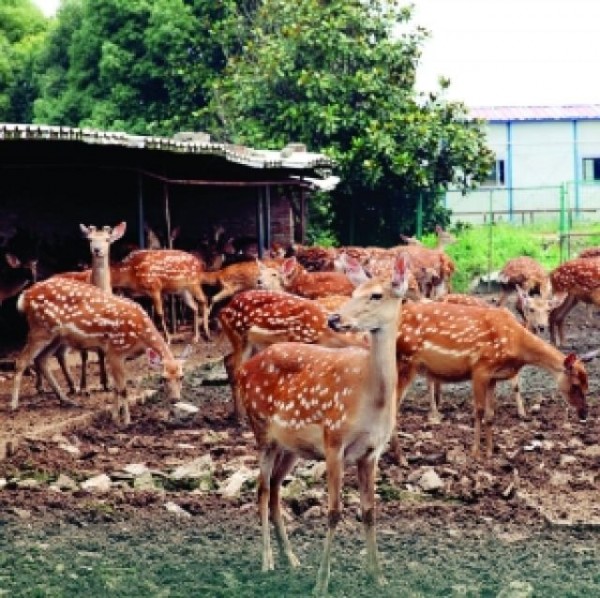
[2,221,600,593]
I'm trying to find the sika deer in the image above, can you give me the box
[497,256,551,306]
[280,256,356,299]
[395,301,591,459]
[110,249,209,343]
[218,290,366,419]
[12,277,186,424]
[237,255,409,595]
[549,257,600,346]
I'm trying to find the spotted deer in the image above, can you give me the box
[12,277,186,424]
[110,249,209,343]
[497,256,552,307]
[0,253,37,304]
[549,257,600,346]
[218,290,366,420]
[280,256,358,299]
[201,259,283,325]
[395,301,591,459]
[237,255,409,595]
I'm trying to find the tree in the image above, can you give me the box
[33,0,230,135]
[207,0,494,245]
[0,0,48,122]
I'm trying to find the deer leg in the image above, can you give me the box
[50,342,77,395]
[483,381,497,459]
[79,349,89,395]
[181,289,200,343]
[511,373,526,418]
[188,284,210,340]
[97,349,109,391]
[257,443,279,572]
[315,441,344,596]
[106,353,130,425]
[270,450,300,568]
[428,378,443,424]
[470,375,489,460]
[356,455,386,586]
[549,294,577,346]
[207,284,234,322]
[149,290,170,345]
[12,332,57,409]
[37,348,79,407]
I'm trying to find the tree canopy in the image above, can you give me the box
[0,0,493,245]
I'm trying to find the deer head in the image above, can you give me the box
[80,222,127,258]
[558,353,590,422]
[256,260,283,291]
[147,345,189,401]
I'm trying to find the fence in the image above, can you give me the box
[444,181,600,264]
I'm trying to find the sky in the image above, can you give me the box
[33,0,600,108]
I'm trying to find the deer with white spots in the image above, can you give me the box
[110,249,209,343]
[497,256,552,308]
[237,255,409,595]
[32,223,128,398]
[218,289,366,420]
[279,256,357,299]
[11,277,186,424]
[395,301,592,459]
[549,257,600,346]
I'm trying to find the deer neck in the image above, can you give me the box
[520,330,564,376]
[91,254,112,293]
[364,315,399,411]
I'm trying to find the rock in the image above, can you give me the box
[417,468,444,493]
[496,580,534,598]
[579,445,600,458]
[133,471,158,491]
[107,447,120,455]
[295,461,326,482]
[55,474,79,491]
[9,507,31,520]
[281,477,306,500]
[0,478,6,490]
[17,478,40,489]
[171,402,199,421]
[164,501,192,518]
[58,443,81,456]
[123,463,149,476]
[446,446,468,466]
[549,471,572,487]
[567,437,584,449]
[170,455,214,480]
[81,474,112,492]
[220,466,257,499]
[559,455,577,466]
[302,505,324,519]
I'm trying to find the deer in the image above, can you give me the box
[395,301,591,460]
[31,223,128,397]
[548,257,600,347]
[279,256,357,299]
[218,289,367,420]
[236,254,409,595]
[110,249,209,343]
[0,253,38,305]
[399,225,456,250]
[11,277,187,424]
[497,256,552,307]
[201,259,285,323]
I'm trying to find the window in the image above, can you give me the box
[582,157,600,181]
[482,159,505,187]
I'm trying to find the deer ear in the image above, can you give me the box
[110,221,127,242]
[515,284,528,304]
[5,253,20,268]
[80,224,91,237]
[147,348,163,368]
[282,257,296,276]
[564,353,578,369]
[579,349,600,363]
[392,255,409,297]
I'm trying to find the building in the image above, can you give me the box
[446,105,600,224]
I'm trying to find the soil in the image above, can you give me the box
[1,301,599,597]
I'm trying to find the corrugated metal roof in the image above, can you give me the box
[469,105,600,122]
[0,123,333,171]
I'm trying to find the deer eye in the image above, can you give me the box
[370,292,383,301]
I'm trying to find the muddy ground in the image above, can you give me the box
[1,301,599,597]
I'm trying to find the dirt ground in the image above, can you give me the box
[1,300,599,596]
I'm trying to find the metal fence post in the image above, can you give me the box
[559,183,567,263]
[416,192,423,239]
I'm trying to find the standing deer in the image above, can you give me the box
[218,290,366,419]
[110,249,209,343]
[279,256,356,299]
[549,257,600,346]
[395,301,591,459]
[237,255,409,595]
[12,277,186,424]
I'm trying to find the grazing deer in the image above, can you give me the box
[0,253,37,304]
[549,257,600,346]
[12,277,186,424]
[280,256,356,299]
[497,256,551,307]
[395,301,591,459]
[237,255,409,595]
[219,290,366,419]
[110,249,209,343]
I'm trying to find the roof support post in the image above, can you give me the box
[137,172,145,248]
[256,188,265,259]
[264,184,271,251]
